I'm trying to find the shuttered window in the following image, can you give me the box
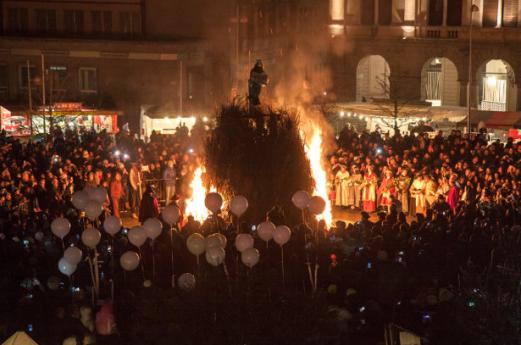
[378,0,392,25]
[483,0,499,27]
[428,0,443,25]
[503,0,518,27]
[447,0,463,26]
[361,1,374,25]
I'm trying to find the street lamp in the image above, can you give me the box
[467,4,479,134]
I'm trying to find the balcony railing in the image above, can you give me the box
[342,25,521,43]
[480,101,506,111]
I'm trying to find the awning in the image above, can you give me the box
[2,332,38,345]
[333,101,431,119]
[458,111,521,129]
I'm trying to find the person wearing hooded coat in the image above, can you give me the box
[139,185,160,223]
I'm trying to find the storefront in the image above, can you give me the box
[0,106,31,136]
[0,103,121,136]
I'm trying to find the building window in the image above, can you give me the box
[503,0,518,27]
[428,0,443,25]
[79,68,97,93]
[92,11,112,35]
[447,0,463,26]
[19,65,37,89]
[7,8,29,33]
[0,64,8,101]
[483,0,499,27]
[35,9,57,33]
[49,66,68,91]
[120,11,140,35]
[360,1,375,25]
[64,10,84,34]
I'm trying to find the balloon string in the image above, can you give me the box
[151,241,156,282]
[170,225,175,286]
[139,248,146,282]
[281,246,285,287]
[94,248,100,297]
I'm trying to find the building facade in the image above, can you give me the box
[230,0,521,113]
[0,0,212,128]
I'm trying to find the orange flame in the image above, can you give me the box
[304,125,333,228]
[184,167,218,222]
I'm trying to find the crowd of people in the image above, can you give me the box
[0,122,519,345]
[330,126,520,217]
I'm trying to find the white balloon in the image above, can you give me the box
[84,186,96,199]
[177,273,196,292]
[91,187,108,204]
[128,226,147,248]
[205,247,225,267]
[292,190,310,210]
[34,231,44,242]
[186,233,206,256]
[241,247,260,268]
[64,246,83,265]
[85,200,103,220]
[308,196,326,215]
[161,205,180,225]
[205,233,225,249]
[235,233,254,252]
[71,190,89,210]
[120,251,140,271]
[230,195,248,217]
[103,215,122,236]
[143,218,163,240]
[205,192,223,213]
[273,225,291,246]
[215,233,227,248]
[81,227,101,249]
[51,217,71,239]
[257,221,276,242]
[58,257,77,276]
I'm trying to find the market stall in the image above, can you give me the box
[1,103,121,136]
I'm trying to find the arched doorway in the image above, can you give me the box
[477,59,517,111]
[356,55,390,102]
[420,57,460,106]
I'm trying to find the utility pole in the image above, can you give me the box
[179,60,183,116]
[26,60,33,136]
[467,4,479,134]
[41,54,47,135]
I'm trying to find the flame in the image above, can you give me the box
[184,166,218,222]
[304,125,333,228]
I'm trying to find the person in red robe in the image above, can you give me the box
[378,169,396,213]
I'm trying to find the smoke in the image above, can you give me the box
[266,36,336,155]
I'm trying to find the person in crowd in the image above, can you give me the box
[346,165,362,209]
[129,163,142,219]
[139,185,160,223]
[377,169,396,213]
[110,172,124,218]
[361,165,377,212]
[396,168,411,214]
[409,173,427,215]
[163,160,177,206]
[335,165,350,207]
[447,174,460,213]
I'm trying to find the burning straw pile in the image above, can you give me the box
[205,103,313,223]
